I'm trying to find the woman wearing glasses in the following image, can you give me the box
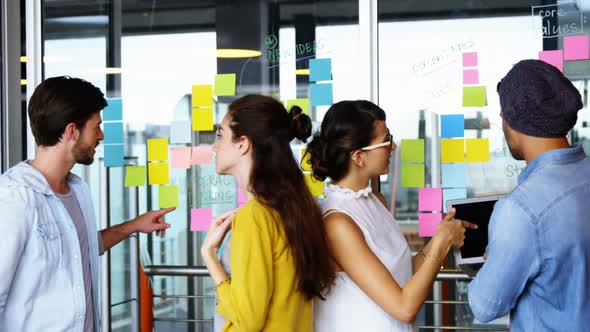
[201,95,335,331]
[305,100,476,331]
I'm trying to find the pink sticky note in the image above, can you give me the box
[539,50,564,72]
[191,146,213,165]
[564,35,590,61]
[463,69,479,84]
[237,187,248,205]
[462,52,478,67]
[418,188,443,211]
[418,213,443,237]
[190,208,212,231]
[170,147,191,169]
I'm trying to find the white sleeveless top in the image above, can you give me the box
[314,183,415,332]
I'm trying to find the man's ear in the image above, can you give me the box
[63,123,80,142]
[237,135,251,156]
[350,149,365,168]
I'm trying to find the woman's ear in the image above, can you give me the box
[237,135,251,156]
[350,149,365,168]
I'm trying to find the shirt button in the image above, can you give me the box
[79,314,84,319]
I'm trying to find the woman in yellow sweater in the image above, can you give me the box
[200,94,335,331]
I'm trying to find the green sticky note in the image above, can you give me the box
[286,98,310,115]
[124,166,146,187]
[158,185,179,208]
[401,139,424,163]
[214,74,236,96]
[401,164,424,188]
[462,86,487,107]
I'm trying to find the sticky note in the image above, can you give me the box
[564,35,590,61]
[158,185,179,208]
[214,73,236,96]
[419,213,443,237]
[462,52,478,67]
[103,122,124,144]
[418,188,443,212]
[170,147,192,169]
[147,138,168,161]
[192,108,214,131]
[443,188,467,212]
[124,166,146,187]
[190,208,213,231]
[237,187,248,205]
[304,173,324,197]
[463,69,479,84]
[401,164,424,188]
[462,86,487,107]
[148,162,169,185]
[401,139,425,163]
[441,114,465,138]
[466,138,490,162]
[309,58,332,81]
[104,144,124,167]
[441,139,465,163]
[170,121,192,144]
[310,83,333,106]
[538,50,564,72]
[300,148,312,171]
[103,98,123,121]
[286,98,310,115]
[192,85,213,107]
[191,146,213,165]
[441,164,466,188]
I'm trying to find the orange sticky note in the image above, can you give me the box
[466,138,490,162]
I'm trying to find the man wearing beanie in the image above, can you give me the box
[467,59,590,331]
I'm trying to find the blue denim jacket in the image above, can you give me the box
[0,161,100,331]
[468,145,590,331]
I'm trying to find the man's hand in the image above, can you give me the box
[130,207,175,237]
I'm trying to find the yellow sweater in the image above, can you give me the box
[216,199,312,332]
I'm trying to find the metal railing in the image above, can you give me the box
[143,267,508,331]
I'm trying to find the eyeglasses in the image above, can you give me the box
[361,132,395,151]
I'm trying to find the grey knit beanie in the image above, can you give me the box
[497,59,582,137]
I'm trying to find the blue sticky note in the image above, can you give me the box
[443,188,467,212]
[103,122,124,144]
[309,58,332,82]
[441,163,466,188]
[310,83,333,106]
[441,114,464,138]
[103,98,123,121]
[104,144,124,167]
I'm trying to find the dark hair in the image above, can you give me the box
[228,94,334,299]
[305,100,386,182]
[28,76,107,146]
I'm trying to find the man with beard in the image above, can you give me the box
[0,76,174,331]
[468,60,590,331]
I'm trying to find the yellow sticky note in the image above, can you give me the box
[147,138,168,162]
[300,148,312,171]
[466,138,490,162]
[192,85,213,107]
[158,185,179,208]
[304,173,324,197]
[214,74,236,96]
[192,108,214,131]
[124,166,146,187]
[401,164,425,188]
[286,99,310,115]
[441,139,465,163]
[148,162,169,185]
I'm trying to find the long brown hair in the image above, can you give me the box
[228,94,334,299]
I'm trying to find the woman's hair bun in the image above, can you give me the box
[289,105,312,143]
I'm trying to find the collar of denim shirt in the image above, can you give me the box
[8,160,83,196]
[518,144,586,185]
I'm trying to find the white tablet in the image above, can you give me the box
[446,195,503,265]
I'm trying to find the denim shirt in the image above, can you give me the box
[0,161,100,331]
[468,145,590,331]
